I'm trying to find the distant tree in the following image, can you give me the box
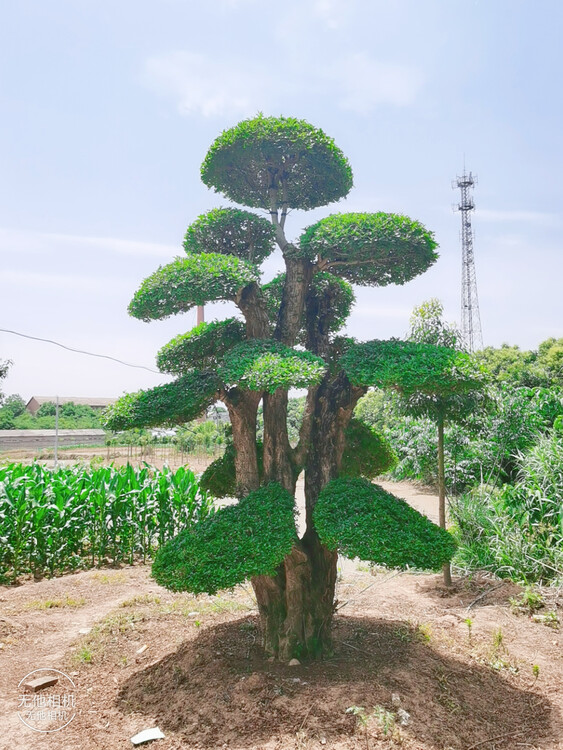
[405,301,488,584]
[537,337,563,387]
[475,339,563,390]
[31,401,102,429]
[0,360,11,405]
[104,115,456,660]
[36,401,57,418]
[409,298,459,349]
[3,394,26,417]
[0,393,26,430]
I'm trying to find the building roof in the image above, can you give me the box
[26,397,117,408]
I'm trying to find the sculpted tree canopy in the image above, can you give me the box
[104,114,454,660]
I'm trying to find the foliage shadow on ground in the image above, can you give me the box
[116,614,555,749]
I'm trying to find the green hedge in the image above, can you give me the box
[314,478,456,570]
[340,419,397,479]
[152,483,297,594]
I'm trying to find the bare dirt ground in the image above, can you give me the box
[1,449,562,749]
[1,556,562,749]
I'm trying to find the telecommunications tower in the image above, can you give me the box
[453,169,483,352]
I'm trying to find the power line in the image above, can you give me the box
[0,327,160,374]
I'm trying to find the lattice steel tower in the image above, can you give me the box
[453,169,483,351]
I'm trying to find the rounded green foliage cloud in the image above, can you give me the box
[184,208,276,265]
[128,253,259,321]
[299,213,438,286]
[103,371,220,431]
[151,483,297,594]
[201,114,353,210]
[314,478,456,570]
[157,318,246,375]
[341,339,482,396]
[340,419,397,479]
[200,440,264,499]
[219,339,327,393]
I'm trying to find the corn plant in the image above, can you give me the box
[0,463,212,582]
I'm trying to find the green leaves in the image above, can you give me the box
[340,418,397,479]
[128,253,259,321]
[219,339,327,393]
[314,478,456,570]
[151,483,297,594]
[103,371,220,431]
[184,208,276,265]
[201,115,353,210]
[157,318,246,374]
[0,463,212,581]
[341,339,483,396]
[299,213,438,286]
[200,441,264,499]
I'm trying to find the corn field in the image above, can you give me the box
[0,462,212,582]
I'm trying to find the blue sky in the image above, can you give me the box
[1,0,562,399]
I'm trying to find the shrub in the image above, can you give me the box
[451,432,563,583]
[151,483,297,594]
[339,418,396,479]
[314,478,456,570]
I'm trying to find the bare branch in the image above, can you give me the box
[292,385,319,468]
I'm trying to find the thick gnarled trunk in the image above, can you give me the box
[224,390,261,496]
[251,373,364,660]
[252,538,338,660]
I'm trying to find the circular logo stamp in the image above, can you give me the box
[17,668,77,733]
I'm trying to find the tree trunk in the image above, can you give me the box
[262,390,297,493]
[252,537,337,660]
[437,417,452,586]
[224,390,261,496]
[252,373,363,660]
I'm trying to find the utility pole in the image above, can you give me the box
[453,169,483,352]
[54,395,59,469]
[197,305,204,325]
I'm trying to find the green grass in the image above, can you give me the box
[24,595,86,610]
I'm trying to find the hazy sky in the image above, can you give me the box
[1,0,562,400]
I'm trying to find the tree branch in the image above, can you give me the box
[293,385,319,469]
[235,282,271,339]
[279,179,289,230]
[269,186,291,252]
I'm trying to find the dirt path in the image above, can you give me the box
[0,480,561,750]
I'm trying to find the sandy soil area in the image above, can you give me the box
[1,449,561,749]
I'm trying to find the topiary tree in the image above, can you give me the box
[340,314,488,585]
[104,114,458,660]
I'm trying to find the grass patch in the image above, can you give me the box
[120,593,161,607]
[90,571,128,584]
[24,595,86,610]
[73,646,93,664]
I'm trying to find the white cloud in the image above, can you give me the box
[313,0,355,29]
[2,269,129,293]
[0,227,177,259]
[353,304,413,320]
[143,48,421,119]
[143,51,270,118]
[323,53,422,112]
